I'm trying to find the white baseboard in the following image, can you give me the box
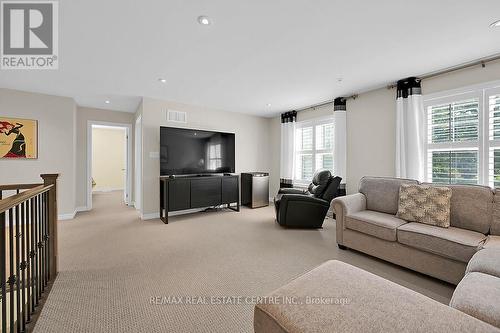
[58,212,76,220]
[93,187,124,193]
[141,212,160,220]
[58,206,90,221]
[76,206,89,213]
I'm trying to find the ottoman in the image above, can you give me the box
[254,260,499,333]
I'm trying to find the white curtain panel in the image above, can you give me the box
[395,77,425,181]
[280,111,297,187]
[333,98,347,183]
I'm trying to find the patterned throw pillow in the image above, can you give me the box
[396,184,452,228]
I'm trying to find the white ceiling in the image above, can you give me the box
[1,0,500,117]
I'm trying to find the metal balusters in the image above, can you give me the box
[14,206,20,333]
[37,195,43,298]
[8,208,14,333]
[44,192,49,287]
[30,198,36,313]
[26,199,31,324]
[0,176,59,333]
[34,197,39,307]
[44,192,49,285]
[40,194,44,292]
[20,202,26,332]
[38,195,43,296]
[1,210,6,333]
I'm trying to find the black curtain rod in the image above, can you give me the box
[295,94,358,112]
[386,53,500,89]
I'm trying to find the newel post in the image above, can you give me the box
[41,173,59,278]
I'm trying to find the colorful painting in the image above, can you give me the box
[0,117,38,159]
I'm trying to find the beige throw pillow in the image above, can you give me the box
[397,184,452,228]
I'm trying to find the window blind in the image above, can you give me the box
[426,98,480,185]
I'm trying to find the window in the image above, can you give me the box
[207,143,222,170]
[426,97,480,185]
[294,118,334,184]
[424,82,500,187]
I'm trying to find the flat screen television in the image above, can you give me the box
[160,127,235,176]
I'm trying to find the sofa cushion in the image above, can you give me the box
[422,183,493,234]
[359,177,418,215]
[484,236,500,249]
[254,260,499,333]
[397,184,452,227]
[397,223,486,263]
[466,248,500,279]
[450,272,500,330]
[346,210,407,241]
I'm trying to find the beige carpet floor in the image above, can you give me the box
[33,191,454,333]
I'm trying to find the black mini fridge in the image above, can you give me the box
[241,172,269,208]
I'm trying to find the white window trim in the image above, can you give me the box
[486,86,500,187]
[294,116,334,186]
[423,79,500,186]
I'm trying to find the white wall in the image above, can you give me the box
[269,60,500,195]
[92,127,127,191]
[0,88,77,217]
[345,88,395,194]
[345,59,500,193]
[139,97,271,217]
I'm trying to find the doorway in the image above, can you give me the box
[87,121,132,210]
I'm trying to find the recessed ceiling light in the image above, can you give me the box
[105,100,110,104]
[198,15,212,25]
[266,103,272,107]
[490,19,500,28]
[158,78,167,83]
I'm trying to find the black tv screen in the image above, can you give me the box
[160,127,235,176]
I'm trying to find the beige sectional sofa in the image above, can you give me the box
[254,259,500,333]
[332,176,498,284]
[254,177,500,332]
[451,248,500,329]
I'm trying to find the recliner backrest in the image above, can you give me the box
[322,176,342,202]
[308,169,332,198]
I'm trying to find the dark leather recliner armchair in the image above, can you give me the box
[274,170,342,228]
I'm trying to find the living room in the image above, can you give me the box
[1,1,500,332]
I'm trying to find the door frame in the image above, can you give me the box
[134,115,142,212]
[87,120,133,210]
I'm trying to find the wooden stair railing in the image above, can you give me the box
[0,174,58,333]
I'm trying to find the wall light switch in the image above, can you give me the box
[149,151,160,159]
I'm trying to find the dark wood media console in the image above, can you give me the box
[159,175,240,224]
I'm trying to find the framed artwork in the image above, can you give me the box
[0,117,38,159]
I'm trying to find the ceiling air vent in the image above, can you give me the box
[167,110,187,123]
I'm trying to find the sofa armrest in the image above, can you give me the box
[278,188,308,195]
[280,194,329,206]
[331,193,367,245]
